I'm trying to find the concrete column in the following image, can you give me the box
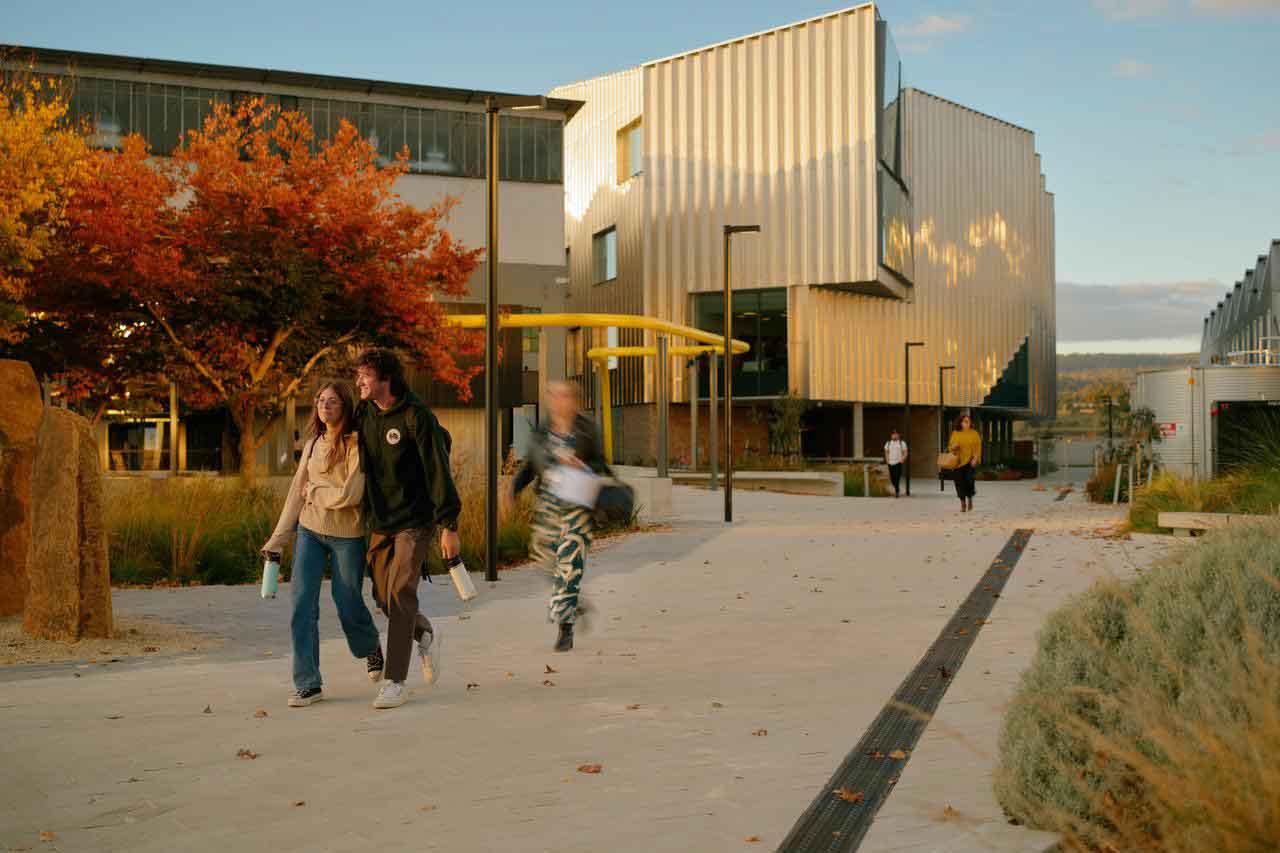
[656,335,669,478]
[689,360,699,472]
[852,402,865,459]
[537,329,549,415]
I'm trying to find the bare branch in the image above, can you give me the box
[250,325,296,385]
[148,306,229,399]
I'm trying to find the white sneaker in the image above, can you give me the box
[373,680,407,709]
[419,627,441,685]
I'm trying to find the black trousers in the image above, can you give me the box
[888,463,903,494]
[954,464,977,500]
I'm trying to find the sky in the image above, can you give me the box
[4,0,1278,353]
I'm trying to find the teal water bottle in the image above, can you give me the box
[261,552,280,599]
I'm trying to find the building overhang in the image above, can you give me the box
[812,266,912,300]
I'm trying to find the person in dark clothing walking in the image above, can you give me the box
[353,348,462,709]
[512,382,608,653]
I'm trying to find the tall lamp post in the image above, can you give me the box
[903,341,925,496]
[938,364,955,492]
[722,224,760,523]
[484,93,546,582]
[1102,394,1114,461]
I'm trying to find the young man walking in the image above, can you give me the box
[354,348,462,710]
[884,428,908,498]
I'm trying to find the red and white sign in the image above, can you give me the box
[1157,422,1182,438]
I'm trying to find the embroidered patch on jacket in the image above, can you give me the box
[386,428,402,446]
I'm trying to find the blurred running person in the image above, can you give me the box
[513,381,608,653]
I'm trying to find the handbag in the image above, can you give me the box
[937,451,959,470]
[593,478,636,525]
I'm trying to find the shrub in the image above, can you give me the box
[1128,470,1280,533]
[833,463,888,497]
[995,519,1280,851]
[1085,463,1129,504]
[106,479,278,585]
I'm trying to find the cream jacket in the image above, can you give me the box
[263,432,365,552]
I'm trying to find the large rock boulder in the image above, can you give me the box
[23,407,113,640]
[0,360,43,617]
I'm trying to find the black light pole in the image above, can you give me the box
[484,93,546,582]
[722,224,760,523]
[903,341,925,496]
[939,364,955,492]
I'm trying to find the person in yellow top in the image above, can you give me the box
[947,413,983,512]
[263,381,383,707]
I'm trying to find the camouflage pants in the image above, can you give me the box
[531,493,593,625]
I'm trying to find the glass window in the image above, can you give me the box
[616,118,642,183]
[592,227,617,284]
[693,288,789,397]
[877,21,903,178]
[879,165,914,282]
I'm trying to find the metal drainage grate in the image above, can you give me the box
[776,529,1035,853]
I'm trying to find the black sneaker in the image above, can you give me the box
[366,645,385,683]
[554,623,574,653]
[288,687,323,707]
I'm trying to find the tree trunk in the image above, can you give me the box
[233,402,258,487]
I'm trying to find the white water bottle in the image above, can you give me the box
[445,554,477,602]
[261,552,281,599]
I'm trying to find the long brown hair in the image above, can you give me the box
[954,412,975,432]
[308,381,357,469]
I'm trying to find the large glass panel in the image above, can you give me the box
[693,288,789,398]
[628,122,643,177]
[878,21,903,177]
[756,288,789,396]
[373,104,405,165]
[879,166,914,282]
[521,119,538,182]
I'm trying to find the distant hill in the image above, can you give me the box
[1057,353,1198,392]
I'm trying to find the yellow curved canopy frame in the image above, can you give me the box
[446,313,750,463]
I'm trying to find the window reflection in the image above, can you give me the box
[53,74,564,183]
[693,289,788,398]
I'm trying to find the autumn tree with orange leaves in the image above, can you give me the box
[26,97,482,482]
[0,59,93,342]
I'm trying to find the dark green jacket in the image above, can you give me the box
[356,392,461,534]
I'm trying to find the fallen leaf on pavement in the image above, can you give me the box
[236,749,259,760]
[202,705,213,714]
[977,619,992,625]
[625,704,641,710]
[577,764,603,774]
[889,749,908,760]
[466,683,479,690]
[711,701,724,709]
[40,831,57,842]
[545,664,558,674]
[254,709,269,718]
[291,800,305,807]
[745,836,761,843]
[262,650,273,657]
[143,646,159,653]
[833,788,864,804]
[956,628,970,636]
[542,680,556,687]
[105,714,123,720]
[752,729,767,736]
[419,804,438,812]
[865,750,885,760]
[943,805,960,818]
[936,666,952,680]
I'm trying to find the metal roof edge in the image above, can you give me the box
[904,87,1035,136]
[4,43,583,119]
[641,3,875,68]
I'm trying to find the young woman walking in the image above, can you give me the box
[947,413,983,512]
[263,381,383,707]
[512,381,609,653]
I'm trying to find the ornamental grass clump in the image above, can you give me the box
[995,518,1280,851]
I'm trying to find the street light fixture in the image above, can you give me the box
[938,364,955,492]
[722,224,761,524]
[903,341,925,496]
[484,93,547,583]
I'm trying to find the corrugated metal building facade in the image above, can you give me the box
[1201,240,1279,366]
[552,3,1055,461]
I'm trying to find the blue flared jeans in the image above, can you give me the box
[290,525,380,691]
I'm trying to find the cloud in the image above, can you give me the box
[1057,281,1224,343]
[1192,0,1280,14]
[1113,58,1156,77]
[1093,0,1172,19]
[897,14,972,37]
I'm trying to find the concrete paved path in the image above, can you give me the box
[0,479,1179,853]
